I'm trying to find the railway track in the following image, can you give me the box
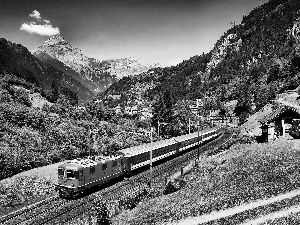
[0,195,61,225]
[0,128,233,225]
[54,129,234,224]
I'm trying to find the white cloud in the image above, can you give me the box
[21,10,60,36]
[20,22,60,36]
[29,10,41,20]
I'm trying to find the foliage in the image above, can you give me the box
[0,72,152,180]
[93,201,111,225]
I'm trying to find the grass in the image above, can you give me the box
[261,211,300,224]
[111,136,300,225]
[0,161,62,216]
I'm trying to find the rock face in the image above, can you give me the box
[33,35,117,93]
[0,38,94,102]
[103,57,167,80]
[206,33,242,73]
[33,35,165,93]
[291,18,300,43]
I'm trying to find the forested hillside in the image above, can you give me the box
[0,70,155,180]
[105,0,300,124]
[0,39,159,180]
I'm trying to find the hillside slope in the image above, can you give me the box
[103,0,300,125]
[112,136,300,224]
[0,38,94,102]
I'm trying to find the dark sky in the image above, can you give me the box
[0,0,268,65]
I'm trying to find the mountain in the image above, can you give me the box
[103,0,300,124]
[32,35,116,93]
[103,57,169,80]
[0,38,94,103]
[33,35,165,94]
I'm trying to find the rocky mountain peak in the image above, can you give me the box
[32,35,118,94]
[33,35,88,71]
[38,35,66,49]
[36,35,77,54]
[48,34,65,41]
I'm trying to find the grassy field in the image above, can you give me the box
[111,136,300,224]
[0,161,62,215]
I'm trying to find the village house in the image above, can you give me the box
[124,105,139,115]
[114,105,122,114]
[140,107,153,120]
[94,99,102,104]
[189,99,203,115]
[107,94,121,100]
[77,106,86,111]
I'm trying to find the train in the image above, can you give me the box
[56,126,223,198]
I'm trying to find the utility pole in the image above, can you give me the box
[197,121,200,161]
[88,126,91,158]
[157,120,160,138]
[150,128,153,189]
[157,120,167,139]
[188,118,191,134]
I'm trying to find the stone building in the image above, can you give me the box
[259,105,300,142]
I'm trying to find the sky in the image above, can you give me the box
[0,0,269,65]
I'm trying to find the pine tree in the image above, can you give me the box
[50,81,59,103]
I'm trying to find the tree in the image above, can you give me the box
[49,81,60,103]
[151,90,174,137]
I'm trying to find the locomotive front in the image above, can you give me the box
[57,161,84,198]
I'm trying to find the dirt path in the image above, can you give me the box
[241,204,300,225]
[172,189,300,225]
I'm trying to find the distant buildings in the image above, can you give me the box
[140,107,153,120]
[115,104,153,120]
[107,94,121,100]
[114,105,122,114]
[189,98,203,115]
[77,106,86,111]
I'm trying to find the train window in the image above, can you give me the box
[102,163,107,170]
[90,166,95,174]
[113,161,117,167]
[66,170,78,179]
[58,168,64,178]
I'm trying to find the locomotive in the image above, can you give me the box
[57,126,223,198]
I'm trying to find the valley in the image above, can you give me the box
[2,0,300,224]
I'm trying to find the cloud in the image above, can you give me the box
[20,22,60,36]
[29,10,41,20]
[20,10,60,36]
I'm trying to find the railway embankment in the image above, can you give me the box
[111,135,300,225]
[0,162,61,216]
